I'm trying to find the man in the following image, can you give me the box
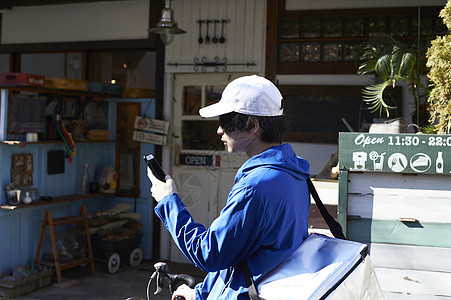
[147,75,311,300]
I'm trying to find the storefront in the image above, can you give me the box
[0,0,448,283]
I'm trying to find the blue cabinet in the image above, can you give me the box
[0,87,158,274]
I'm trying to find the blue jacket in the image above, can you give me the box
[155,143,310,299]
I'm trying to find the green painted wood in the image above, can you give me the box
[347,218,451,248]
[339,132,451,175]
[338,170,348,236]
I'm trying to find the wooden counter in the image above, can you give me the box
[338,132,451,299]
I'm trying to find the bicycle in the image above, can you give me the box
[126,261,196,300]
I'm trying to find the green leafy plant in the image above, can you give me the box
[357,35,428,122]
[426,1,451,134]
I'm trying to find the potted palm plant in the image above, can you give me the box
[356,34,430,131]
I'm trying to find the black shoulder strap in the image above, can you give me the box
[306,178,346,240]
[240,262,263,300]
[243,178,345,300]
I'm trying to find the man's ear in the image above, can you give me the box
[250,118,260,135]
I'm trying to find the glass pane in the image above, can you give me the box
[343,17,364,37]
[279,20,300,39]
[412,17,433,36]
[183,86,201,115]
[366,17,387,37]
[280,43,300,62]
[322,18,342,38]
[88,51,155,98]
[434,17,448,36]
[322,43,342,62]
[182,120,223,150]
[0,54,9,74]
[300,18,321,38]
[21,53,82,79]
[390,16,410,37]
[205,85,223,106]
[343,43,358,61]
[301,43,321,62]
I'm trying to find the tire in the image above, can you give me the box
[107,252,121,274]
[129,248,143,267]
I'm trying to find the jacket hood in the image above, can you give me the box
[235,143,310,182]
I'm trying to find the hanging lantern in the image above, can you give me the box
[148,0,186,45]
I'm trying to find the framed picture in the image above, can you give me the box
[11,154,34,187]
[11,168,22,186]
[24,154,33,172]
[22,172,33,186]
[13,154,25,169]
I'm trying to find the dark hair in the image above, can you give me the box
[219,112,286,143]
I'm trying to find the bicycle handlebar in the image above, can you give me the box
[151,262,196,300]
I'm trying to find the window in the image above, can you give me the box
[0,54,10,73]
[280,85,402,144]
[88,51,156,98]
[21,52,83,79]
[181,85,224,151]
[276,6,446,74]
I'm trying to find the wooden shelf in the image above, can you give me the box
[40,257,93,270]
[0,84,122,98]
[1,140,115,147]
[0,193,110,210]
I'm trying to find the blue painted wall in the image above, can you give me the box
[0,97,158,274]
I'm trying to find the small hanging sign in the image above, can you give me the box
[179,154,214,166]
[133,130,167,146]
[134,116,169,135]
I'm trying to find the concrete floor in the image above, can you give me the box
[7,260,206,300]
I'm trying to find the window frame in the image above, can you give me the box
[266,1,445,76]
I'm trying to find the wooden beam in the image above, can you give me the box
[0,39,156,53]
[0,0,132,7]
[265,0,277,81]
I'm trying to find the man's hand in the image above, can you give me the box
[147,168,177,202]
[172,284,195,300]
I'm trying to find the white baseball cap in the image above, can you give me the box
[199,75,284,118]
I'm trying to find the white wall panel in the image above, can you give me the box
[1,0,149,44]
[166,0,264,74]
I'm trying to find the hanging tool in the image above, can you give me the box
[197,20,204,44]
[212,20,219,43]
[219,19,231,43]
[205,20,211,44]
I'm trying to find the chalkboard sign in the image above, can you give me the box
[84,101,108,130]
[279,85,401,144]
[10,94,45,133]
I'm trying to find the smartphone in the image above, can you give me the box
[143,153,166,181]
